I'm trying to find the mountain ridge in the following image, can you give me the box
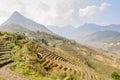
[1,11,52,33]
[84,30,120,42]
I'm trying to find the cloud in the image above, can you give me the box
[79,2,111,17]
[0,0,113,26]
[100,2,111,11]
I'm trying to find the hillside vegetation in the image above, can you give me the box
[0,31,120,80]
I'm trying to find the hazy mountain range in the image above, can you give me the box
[47,23,120,40]
[47,23,120,54]
[84,30,120,42]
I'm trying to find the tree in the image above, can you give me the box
[41,39,48,46]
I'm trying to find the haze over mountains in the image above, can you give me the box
[47,23,120,55]
[0,11,52,33]
[84,30,120,42]
[47,23,120,40]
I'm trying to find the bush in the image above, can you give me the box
[111,72,120,80]
[44,66,51,72]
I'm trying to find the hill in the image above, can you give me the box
[1,31,120,80]
[81,30,120,58]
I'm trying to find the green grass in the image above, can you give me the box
[10,62,76,80]
[86,59,120,79]
[10,62,48,80]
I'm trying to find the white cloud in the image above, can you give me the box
[0,0,112,26]
[79,2,111,17]
[100,2,111,11]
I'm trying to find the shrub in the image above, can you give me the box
[44,66,51,72]
[111,72,120,80]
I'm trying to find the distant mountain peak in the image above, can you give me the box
[12,11,21,15]
[1,11,52,33]
[2,11,28,26]
[10,11,23,18]
[83,23,98,26]
[7,11,28,22]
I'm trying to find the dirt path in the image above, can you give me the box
[0,63,29,80]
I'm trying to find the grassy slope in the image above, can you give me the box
[0,32,76,80]
[26,32,120,79]
[0,31,120,80]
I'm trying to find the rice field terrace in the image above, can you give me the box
[0,32,119,80]
[0,42,13,67]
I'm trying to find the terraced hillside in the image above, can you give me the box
[38,49,105,80]
[0,42,13,67]
[0,42,30,80]
[0,32,120,80]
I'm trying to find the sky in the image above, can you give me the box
[0,0,119,27]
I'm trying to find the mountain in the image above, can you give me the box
[73,23,120,41]
[1,11,52,33]
[48,23,120,57]
[47,23,120,41]
[84,30,120,42]
[82,30,120,57]
[76,23,120,33]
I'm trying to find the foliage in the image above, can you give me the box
[111,72,120,80]
[10,62,42,80]
[44,66,51,72]
[41,39,48,46]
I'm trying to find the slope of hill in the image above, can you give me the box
[81,30,120,59]
[1,11,52,33]
[1,31,120,80]
[0,24,32,33]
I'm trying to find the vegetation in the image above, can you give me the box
[111,72,120,80]
[1,31,120,80]
[0,32,76,80]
